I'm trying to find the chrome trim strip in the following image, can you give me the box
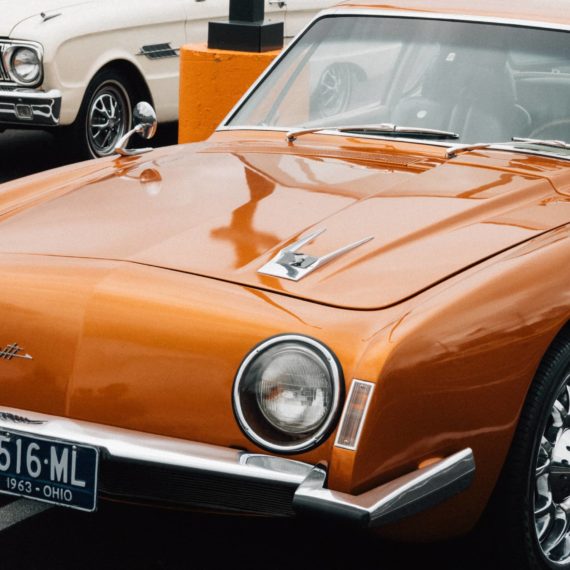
[233,334,343,454]
[315,7,570,32]
[0,343,32,361]
[218,124,452,149]
[137,43,180,60]
[0,407,475,525]
[0,89,61,126]
[0,89,59,100]
[219,128,570,163]
[293,448,476,527]
[0,407,313,487]
[334,380,375,451]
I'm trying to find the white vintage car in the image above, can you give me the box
[0,0,330,158]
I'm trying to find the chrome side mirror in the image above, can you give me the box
[114,102,158,157]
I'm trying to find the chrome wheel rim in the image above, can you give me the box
[534,374,570,565]
[86,81,130,157]
[314,63,353,118]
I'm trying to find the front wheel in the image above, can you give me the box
[68,70,134,159]
[493,330,570,568]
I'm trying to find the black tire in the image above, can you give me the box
[490,328,570,569]
[64,69,134,160]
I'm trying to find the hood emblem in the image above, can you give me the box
[0,344,32,361]
[40,11,62,22]
[258,229,374,282]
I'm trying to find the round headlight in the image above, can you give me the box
[233,335,343,453]
[10,47,41,84]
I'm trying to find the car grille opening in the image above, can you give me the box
[99,458,297,517]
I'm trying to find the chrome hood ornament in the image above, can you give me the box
[0,343,32,361]
[258,229,374,282]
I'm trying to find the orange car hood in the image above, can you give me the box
[0,137,569,310]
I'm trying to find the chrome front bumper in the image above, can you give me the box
[0,407,475,526]
[0,89,61,126]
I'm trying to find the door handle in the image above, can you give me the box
[269,1,287,7]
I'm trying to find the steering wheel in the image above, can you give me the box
[528,119,570,141]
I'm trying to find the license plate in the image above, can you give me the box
[0,429,99,512]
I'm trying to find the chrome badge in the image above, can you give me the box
[258,229,374,282]
[0,412,44,425]
[0,343,33,361]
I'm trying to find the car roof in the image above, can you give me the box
[336,0,570,27]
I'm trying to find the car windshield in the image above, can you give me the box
[227,16,570,153]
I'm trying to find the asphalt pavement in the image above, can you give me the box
[0,126,505,570]
[0,495,503,570]
[0,124,179,183]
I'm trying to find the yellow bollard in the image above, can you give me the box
[178,44,279,144]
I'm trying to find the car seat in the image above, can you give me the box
[392,46,530,143]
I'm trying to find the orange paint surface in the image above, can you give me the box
[178,44,279,144]
[2,127,570,538]
[3,0,570,542]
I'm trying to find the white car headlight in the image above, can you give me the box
[6,45,42,85]
[233,335,343,453]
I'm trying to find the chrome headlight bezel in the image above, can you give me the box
[233,334,344,454]
[2,42,43,87]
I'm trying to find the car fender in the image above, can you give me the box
[331,224,570,539]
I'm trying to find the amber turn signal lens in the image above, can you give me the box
[335,380,374,450]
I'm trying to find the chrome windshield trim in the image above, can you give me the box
[217,125,453,148]
[314,8,570,33]
[472,143,570,163]
[217,128,570,163]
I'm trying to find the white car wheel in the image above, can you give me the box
[74,70,134,159]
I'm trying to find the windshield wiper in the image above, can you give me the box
[512,137,570,151]
[447,138,570,159]
[286,123,459,143]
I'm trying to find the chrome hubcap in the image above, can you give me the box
[87,83,129,157]
[535,377,570,564]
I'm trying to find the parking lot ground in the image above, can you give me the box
[0,124,179,183]
[0,493,507,570]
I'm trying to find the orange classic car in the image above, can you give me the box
[2,0,570,568]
